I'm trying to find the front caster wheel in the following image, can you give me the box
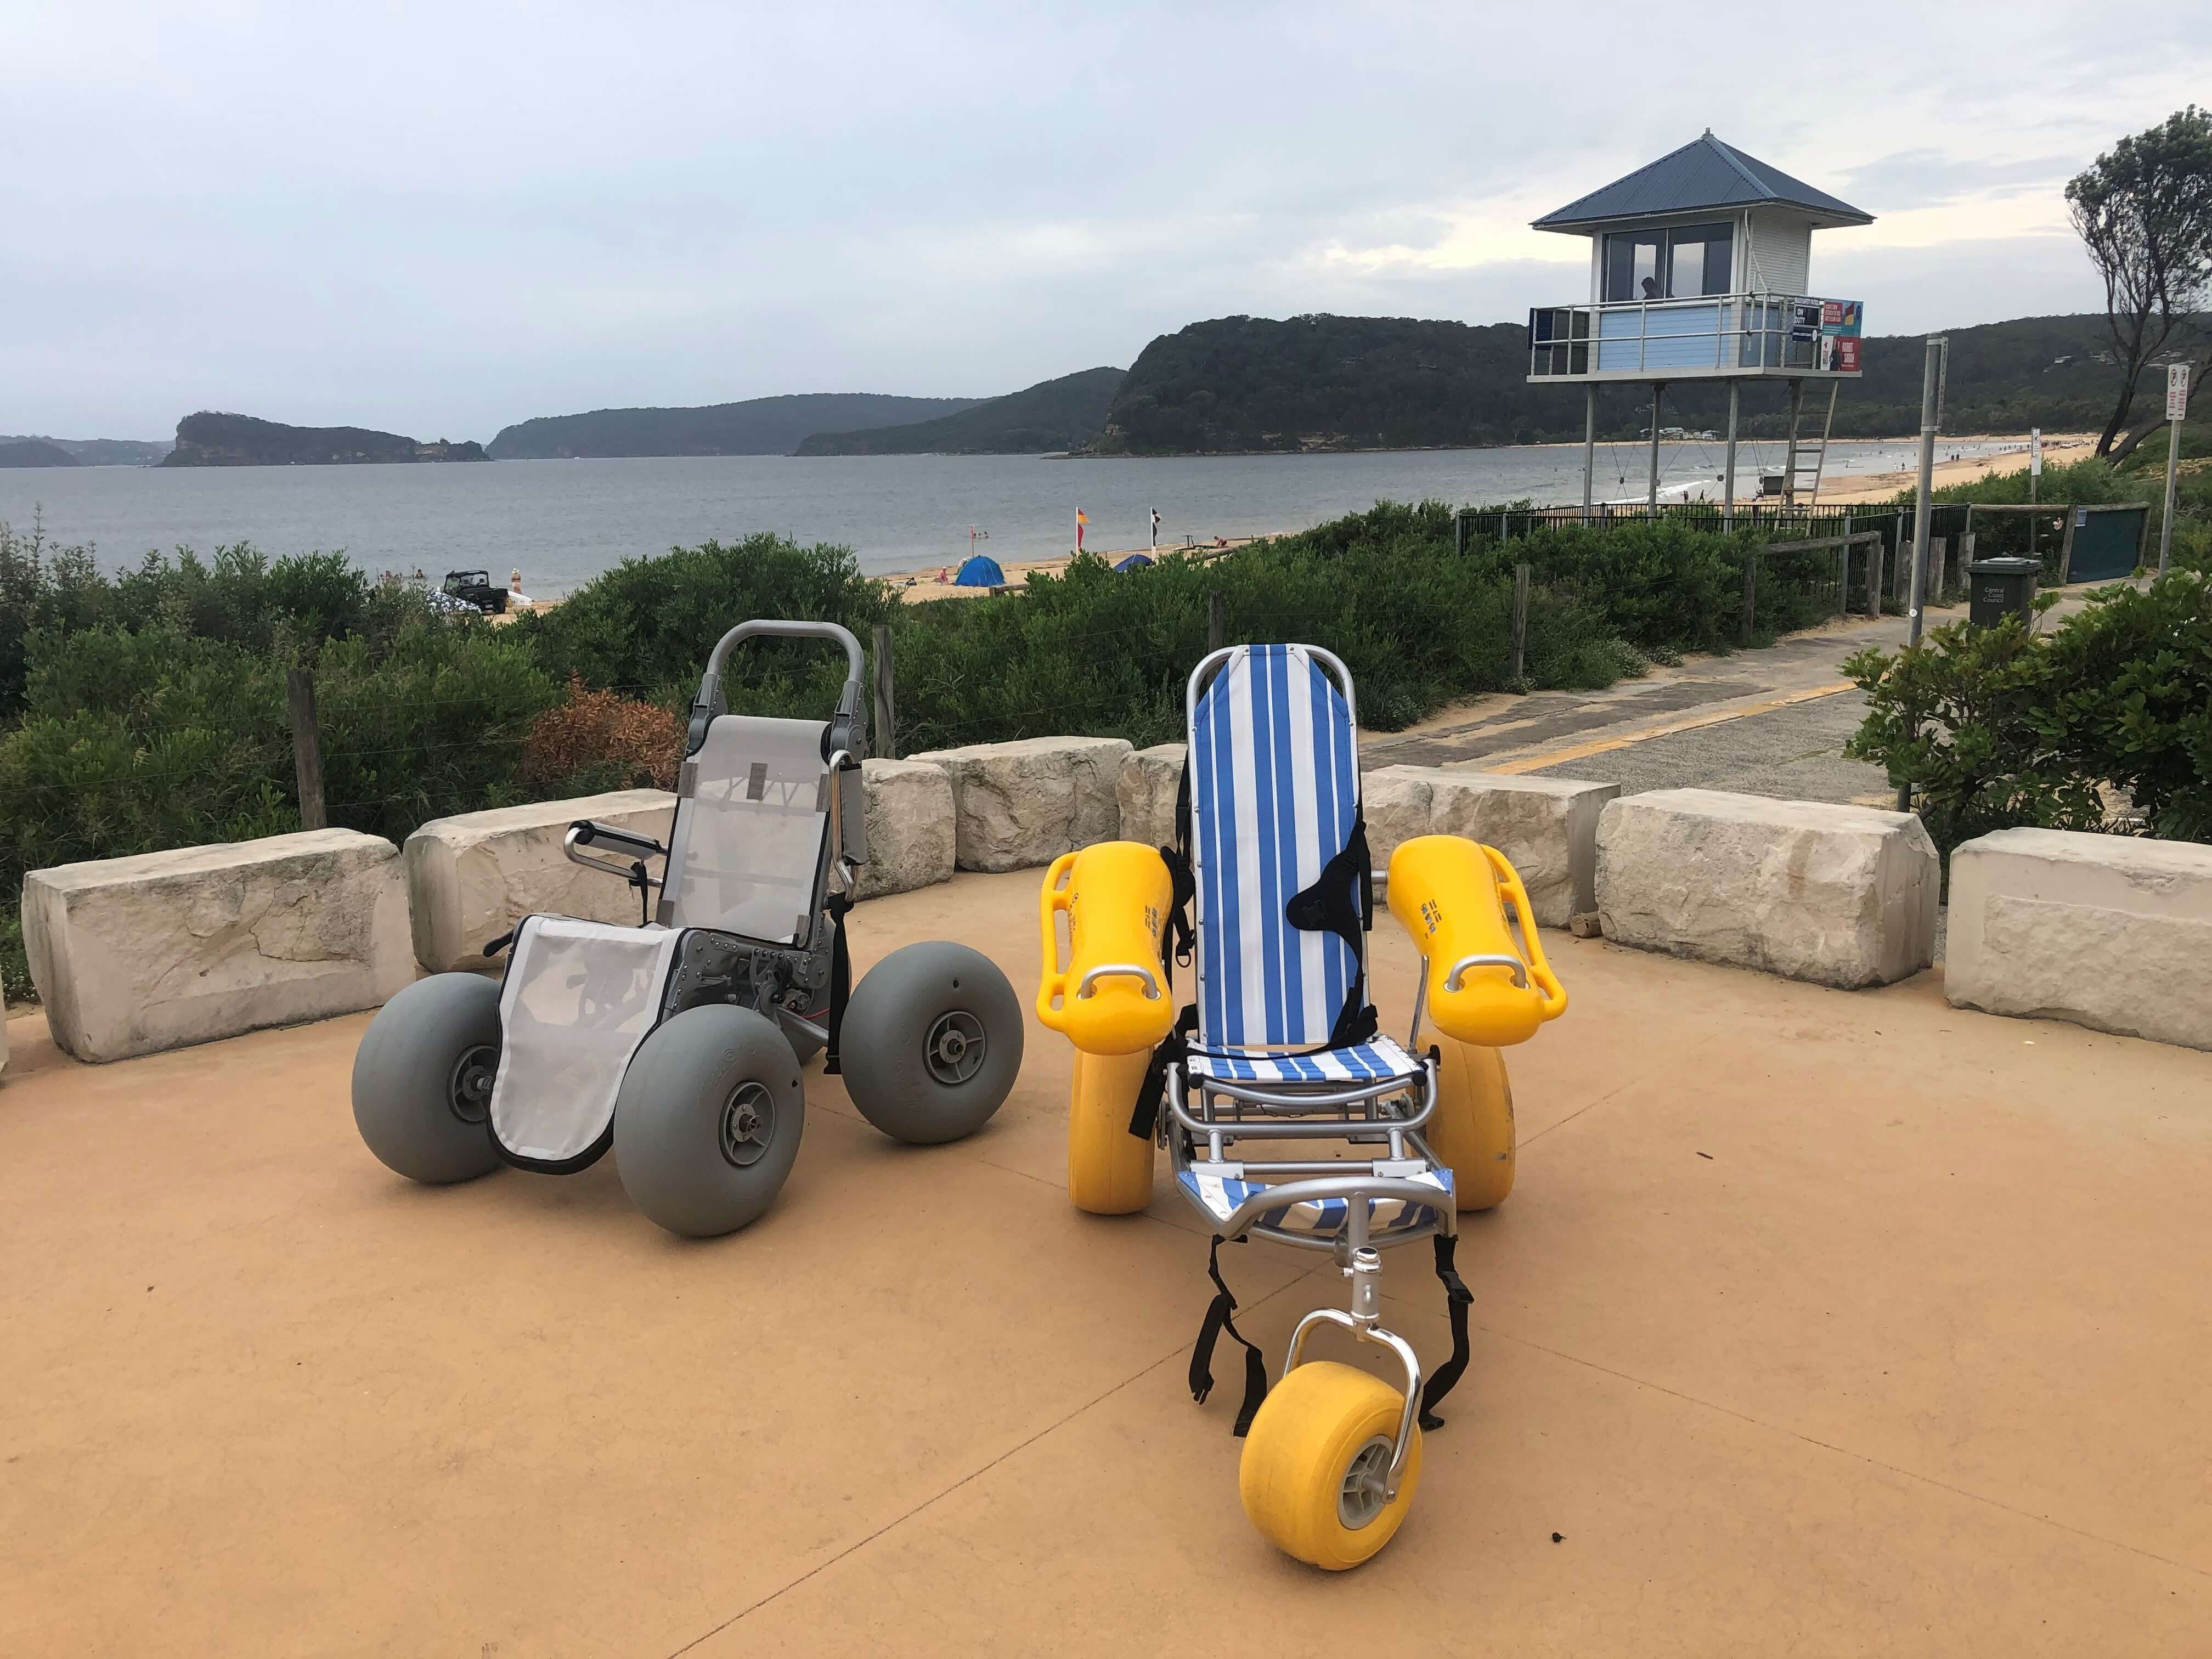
[1426,1035,1515,1210]
[614,1006,805,1238]
[1239,1361,1423,1571]
[838,941,1023,1144]
[351,973,504,1184]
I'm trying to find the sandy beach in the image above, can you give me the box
[1815,432,2095,504]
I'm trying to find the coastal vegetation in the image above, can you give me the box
[484,393,983,460]
[161,413,487,466]
[793,368,1126,456]
[0,440,78,469]
[0,436,171,466]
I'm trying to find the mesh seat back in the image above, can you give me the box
[659,715,831,944]
[1188,644,1361,1051]
[489,916,682,1165]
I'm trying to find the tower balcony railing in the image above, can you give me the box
[1527,294,1859,381]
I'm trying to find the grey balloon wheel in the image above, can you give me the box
[351,972,504,1185]
[838,941,1023,1145]
[613,1005,805,1238]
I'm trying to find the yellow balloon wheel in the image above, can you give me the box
[1066,1048,1156,1215]
[1238,1361,1423,1570]
[1425,1034,1515,1211]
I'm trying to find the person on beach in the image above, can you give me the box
[1150,507,1160,550]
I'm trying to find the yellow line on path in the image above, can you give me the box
[1483,681,1857,775]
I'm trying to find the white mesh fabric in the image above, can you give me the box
[663,716,831,944]
[488,917,682,1164]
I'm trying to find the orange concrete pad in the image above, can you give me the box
[712,1299,2209,1657]
[4,868,2211,1655]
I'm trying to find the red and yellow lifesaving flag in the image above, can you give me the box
[1075,507,1088,550]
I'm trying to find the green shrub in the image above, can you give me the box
[1844,571,2212,853]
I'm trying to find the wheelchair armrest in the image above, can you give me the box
[1386,834,1566,1046]
[564,820,668,885]
[1036,842,1178,1055]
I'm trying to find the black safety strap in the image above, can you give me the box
[1129,1003,1198,1139]
[822,893,854,1076]
[1418,1233,1474,1430]
[1190,1234,1268,1436]
[1157,758,1197,980]
[1285,807,1376,1048]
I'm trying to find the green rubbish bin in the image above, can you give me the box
[1967,556,2038,628]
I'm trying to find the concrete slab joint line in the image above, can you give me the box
[1947,827,2212,1050]
[21,828,414,1063]
[906,736,1130,872]
[1594,788,1938,988]
[1364,765,1618,927]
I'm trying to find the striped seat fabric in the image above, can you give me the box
[1187,1034,1423,1086]
[1189,643,1364,1055]
[1177,1166,1454,1238]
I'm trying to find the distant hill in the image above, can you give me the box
[0,439,80,469]
[1086,312,2185,454]
[793,368,1127,455]
[486,393,986,460]
[160,413,487,467]
[0,435,170,466]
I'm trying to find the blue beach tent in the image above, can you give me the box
[1113,553,1154,572]
[955,554,1006,586]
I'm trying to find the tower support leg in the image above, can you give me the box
[1583,385,1596,519]
[1723,382,1740,533]
[1646,383,1664,518]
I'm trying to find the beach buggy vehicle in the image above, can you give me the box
[352,619,1023,1237]
[441,569,507,614]
[1036,642,1567,1568]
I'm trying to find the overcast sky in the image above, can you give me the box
[6,1,2206,442]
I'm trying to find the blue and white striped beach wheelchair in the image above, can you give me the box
[1037,642,1567,1568]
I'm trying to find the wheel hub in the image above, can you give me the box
[447,1045,497,1125]
[719,1081,777,1167]
[923,1010,986,1085]
[1338,1435,1394,1530]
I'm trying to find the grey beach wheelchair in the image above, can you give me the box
[352,619,1022,1236]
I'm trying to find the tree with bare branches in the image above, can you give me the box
[2066,107,2212,462]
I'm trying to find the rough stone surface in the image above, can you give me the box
[22,830,413,1063]
[405,790,678,973]
[1594,788,1938,988]
[1365,766,1620,928]
[906,736,1132,872]
[1116,743,1186,853]
[1946,828,2212,1049]
[854,759,956,901]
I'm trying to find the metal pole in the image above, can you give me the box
[1646,383,1663,518]
[1899,335,1943,811]
[2159,365,2187,575]
[871,623,896,760]
[286,666,327,831]
[1722,381,1740,533]
[1582,385,1596,519]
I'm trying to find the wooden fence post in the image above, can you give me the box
[871,623,896,760]
[1865,532,1884,616]
[1742,548,1758,643]
[1208,590,1224,653]
[1453,510,1467,556]
[286,666,327,831]
[1509,563,1531,683]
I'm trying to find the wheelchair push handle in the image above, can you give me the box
[563,819,669,883]
[689,619,869,759]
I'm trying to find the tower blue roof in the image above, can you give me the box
[1532,133,1872,231]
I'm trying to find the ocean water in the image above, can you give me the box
[0,438,2006,599]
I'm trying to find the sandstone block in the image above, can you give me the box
[1364,766,1619,927]
[23,830,413,1063]
[1946,828,2212,1049]
[906,736,1132,872]
[405,789,678,973]
[854,758,956,901]
[1594,789,1937,988]
[1117,743,1186,853]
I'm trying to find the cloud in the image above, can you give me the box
[0,0,2202,438]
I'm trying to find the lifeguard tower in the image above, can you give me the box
[1526,132,1874,515]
